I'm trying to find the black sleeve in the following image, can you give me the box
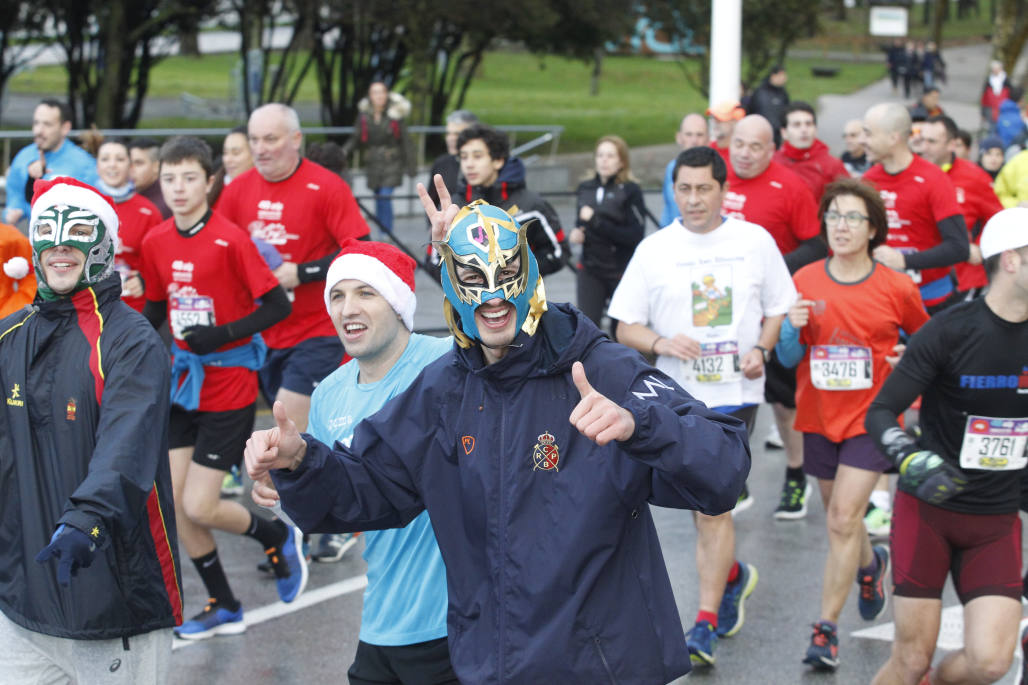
[225,285,292,340]
[903,214,969,270]
[297,250,342,284]
[521,198,568,277]
[141,300,167,330]
[784,237,829,274]
[864,369,923,465]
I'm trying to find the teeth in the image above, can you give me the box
[481,310,506,320]
[344,323,366,332]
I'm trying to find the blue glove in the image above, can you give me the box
[35,524,97,587]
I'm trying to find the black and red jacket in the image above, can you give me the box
[0,274,182,639]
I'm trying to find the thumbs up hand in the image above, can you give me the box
[245,400,307,482]
[568,361,636,446]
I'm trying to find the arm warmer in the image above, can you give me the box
[903,215,970,270]
[141,300,167,330]
[784,237,829,274]
[864,369,923,464]
[224,285,292,340]
[297,250,341,284]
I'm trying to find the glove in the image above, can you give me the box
[182,324,233,356]
[35,524,97,587]
[897,450,968,505]
[3,256,29,280]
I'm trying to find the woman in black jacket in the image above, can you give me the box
[570,135,646,338]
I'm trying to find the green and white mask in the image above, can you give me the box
[30,204,115,299]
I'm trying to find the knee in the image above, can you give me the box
[965,645,1013,683]
[893,647,933,682]
[825,503,863,540]
[183,490,217,527]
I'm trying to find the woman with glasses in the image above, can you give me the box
[775,178,930,672]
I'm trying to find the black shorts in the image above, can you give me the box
[169,403,256,472]
[258,336,344,403]
[347,637,458,685]
[762,351,796,408]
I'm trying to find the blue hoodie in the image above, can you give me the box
[273,303,751,684]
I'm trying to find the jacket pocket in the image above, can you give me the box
[593,635,619,685]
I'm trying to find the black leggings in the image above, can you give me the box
[575,269,621,339]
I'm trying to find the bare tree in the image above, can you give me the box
[0,5,51,127]
[992,0,1028,85]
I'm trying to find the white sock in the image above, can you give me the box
[869,489,892,513]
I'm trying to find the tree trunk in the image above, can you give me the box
[93,2,127,127]
[931,0,948,47]
[179,25,200,56]
[992,0,1028,73]
[590,47,603,96]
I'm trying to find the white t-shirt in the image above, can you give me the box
[608,216,795,408]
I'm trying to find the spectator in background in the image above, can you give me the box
[841,119,871,177]
[569,135,646,337]
[952,129,973,159]
[344,82,416,233]
[981,59,1013,125]
[773,101,848,200]
[129,138,171,219]
[4,100,99,225]
[661,113,710,226]
[978,135,1006,181]
[208,125,254,206]
[909,86,944,121]
[427,110,479,213]
[921,41,945,89]
[994,92,1027,151]
[306,141,351,184]
[96,138,162,313]
[0,222,35,319]
[747,65,789,147]
[900,41,917,98]
[886,38,905,96]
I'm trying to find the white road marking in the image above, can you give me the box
[851,603,965,651]
[172,574,368,650]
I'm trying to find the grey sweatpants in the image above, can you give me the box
[0,610,172,685]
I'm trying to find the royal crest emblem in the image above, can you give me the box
[532,431,560,471]
[66,398,77,421]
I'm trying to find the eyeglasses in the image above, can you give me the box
[824,210,869,228]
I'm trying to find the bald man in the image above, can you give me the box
[723,114,826,522]
[216,103,371,431]
[661,113,710,226]
[861,103,968,313]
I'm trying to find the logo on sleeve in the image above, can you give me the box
[7,384,23,407]
[631,375,675,401]
[532,431,560,471]
[66,398,77,421]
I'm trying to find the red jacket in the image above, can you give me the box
[773,139,848,201]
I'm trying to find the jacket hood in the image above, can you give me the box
[998,99,1021,116]
[453,303,606,382]
[780,138,831,162]
[460,156,527,199]
[357,91,412,120]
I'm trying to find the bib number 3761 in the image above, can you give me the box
[958,415,1028,471]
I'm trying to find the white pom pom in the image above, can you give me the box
[3,256,30,280]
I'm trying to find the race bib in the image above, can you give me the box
[958,415,1028,471]
[809,345,873,390]
[897,247,922,284]
[682,341,741,384]
[170,295,215,340]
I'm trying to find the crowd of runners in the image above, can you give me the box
[0,62,1027,685]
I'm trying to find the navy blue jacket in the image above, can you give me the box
[274,304,750,684]
[0,275,181,639]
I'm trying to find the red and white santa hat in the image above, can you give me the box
[29,176,120,243]
[324,240,417,330]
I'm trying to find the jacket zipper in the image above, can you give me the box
[593,636,618,685]
[497,389,507,681]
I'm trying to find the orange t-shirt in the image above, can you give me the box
[0,223,36,319]
[792,259,929,442]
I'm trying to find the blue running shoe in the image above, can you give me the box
[267,524,308,603]
[717,562,758,637]
[174,599,245,640]
[802,621,840,670]
[857,545,889,620]
[685,620,717,666]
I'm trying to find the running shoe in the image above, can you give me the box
[266,524,308,603]
[857,544,890,620]
[174,598,245,640]
[313,532,361,563]
[773,479,812,520]
[733,483,755,515]
[864,504,892,537]
[717,562,758,637]
[802,621,839,670]
[764,424,784,449]
[220,465,244,497]
[685,620,717,666]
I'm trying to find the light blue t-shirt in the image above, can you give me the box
[660,157,679,227]
[5,139,100,219]
[308,333,452,646]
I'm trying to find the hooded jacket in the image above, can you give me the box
[461,157,568,276]
[344,91,416,189]
[274,303,751,684]
[574,173,646,282]
[773,139,848,201]
[0,274,182,640]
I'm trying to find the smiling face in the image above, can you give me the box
[222,131,253,179]
[31,202,115,298]
[454,256,522,362]
[97,142,131,189]
[32,104,69,153]
[328,278,406,363]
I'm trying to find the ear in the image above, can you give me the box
[60,120,72,136]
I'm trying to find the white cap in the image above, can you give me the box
[980,207,1028,260]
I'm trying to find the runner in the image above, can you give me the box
[865,207,1028,685]
[775,178,929,671]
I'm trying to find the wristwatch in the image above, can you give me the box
[754,345,771,363]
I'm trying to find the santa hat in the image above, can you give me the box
[29,176,119,242]
[324,240,417,330]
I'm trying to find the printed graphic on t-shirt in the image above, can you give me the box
[691,265,733,327]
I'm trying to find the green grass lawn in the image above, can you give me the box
[8,50,884,152]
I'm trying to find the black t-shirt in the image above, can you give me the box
[873,298,1028,513]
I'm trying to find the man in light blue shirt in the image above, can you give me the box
[660,113,708,226]
[4,100,99,224]
[290,239,455,683]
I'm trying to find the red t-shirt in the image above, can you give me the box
[772,139,848,202]
[711,140,731,163]
[216,159,370,348]
[723,161,820,255]
[945,158,1003,292]
[862,156,963,302]
[792,260,929,442]
[141,211,280,412]
[114,193,162,312]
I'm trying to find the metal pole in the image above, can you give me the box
[709,0,743,107]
